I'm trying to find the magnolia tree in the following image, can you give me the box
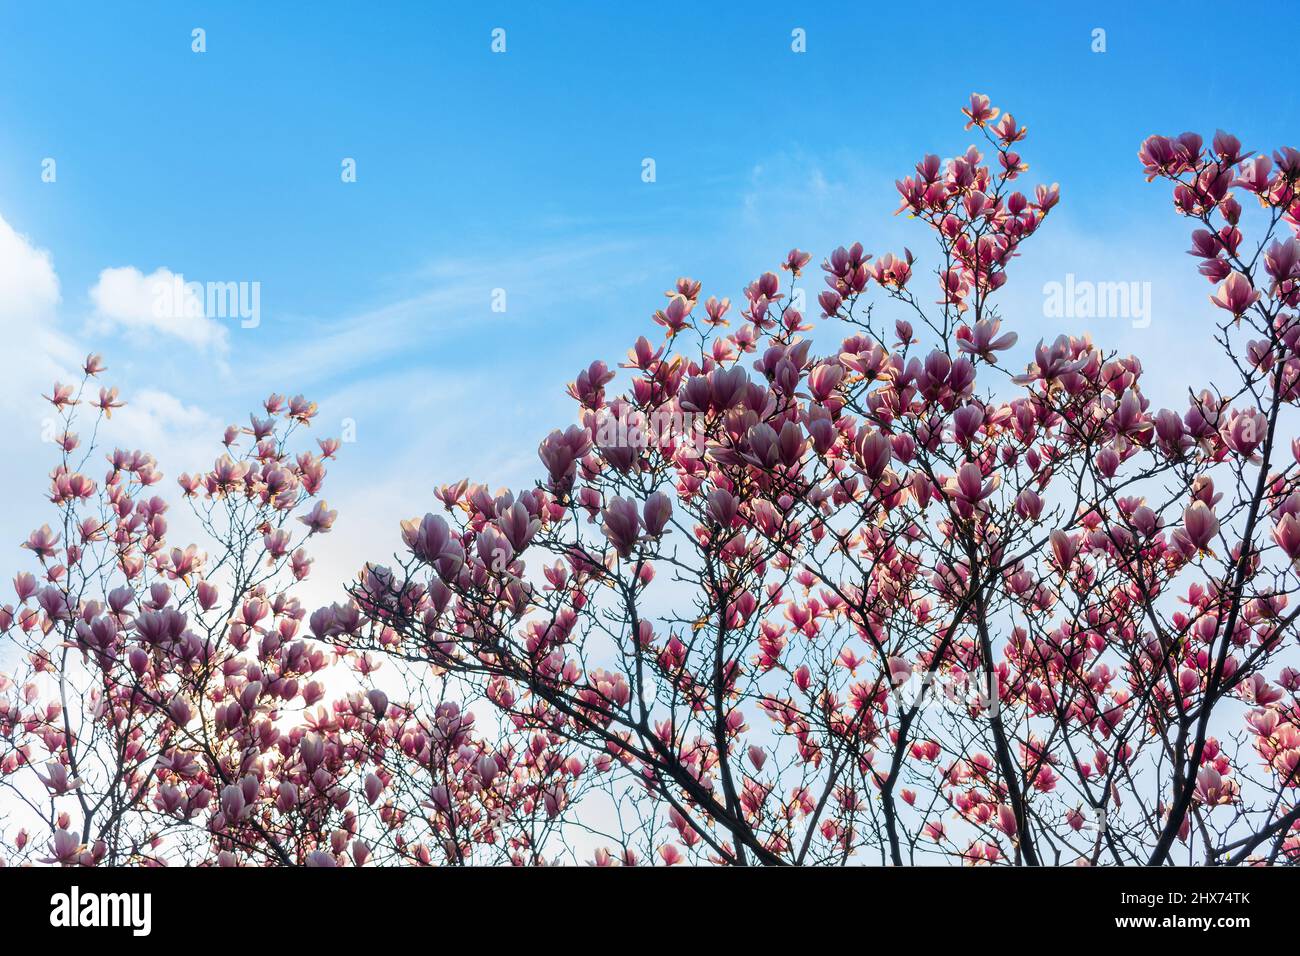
[4,95,1300,866]
[0,376,582,866]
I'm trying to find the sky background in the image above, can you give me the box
[0,0,1296,609]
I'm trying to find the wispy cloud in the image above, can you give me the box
[242,237,657,389]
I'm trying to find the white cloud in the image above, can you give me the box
[106,388,223,467]
[89,266,230,352]
[0,215,60,321]
[0,214,79,411]
[0,216,229,657]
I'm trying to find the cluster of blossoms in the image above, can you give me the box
[4,95,1299,866]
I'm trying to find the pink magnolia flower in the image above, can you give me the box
[21,524,61,560]
[957,318,1017,362]
[1272,513,1300,565]
[1194,767,1231,806]
[642,491,673,537]
[1182,501,1219,551]
[1219,407,1267,459]
[1209,271,1261,315]
[34,761,80,796]
[39,829,83,865]
[1049,530,1078,572]
[961,93,999,129]
[600,497,642,559]
[298,500,337,534]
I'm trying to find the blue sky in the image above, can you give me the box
[0,0,1296,597]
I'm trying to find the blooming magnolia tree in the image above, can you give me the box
[4,95,1300,866]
